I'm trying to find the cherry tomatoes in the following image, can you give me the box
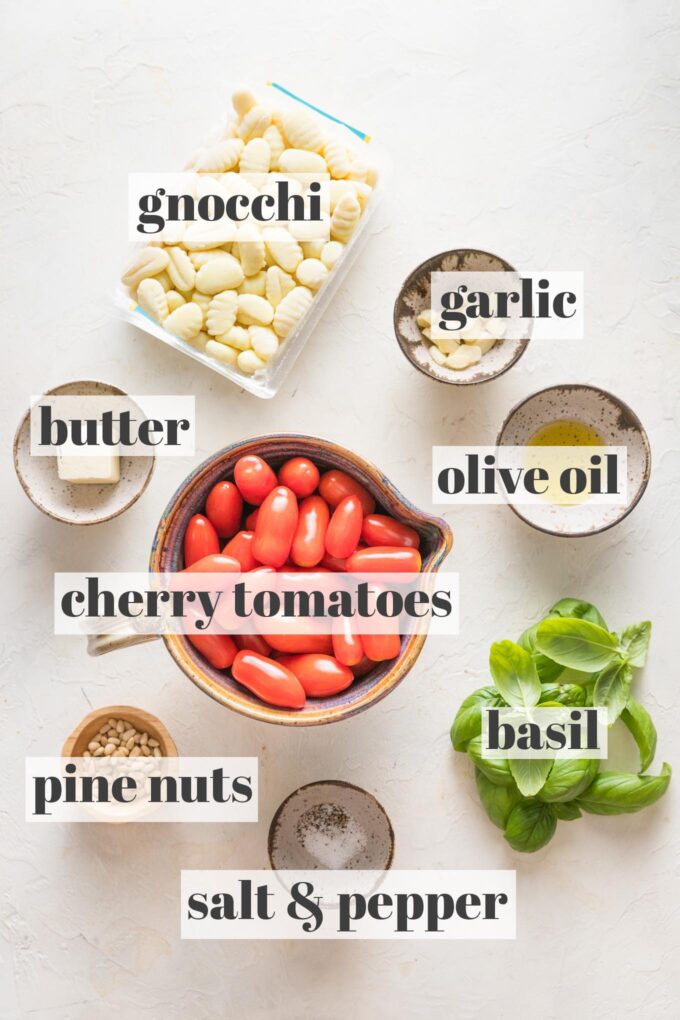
[252,486,298,568]
[325,495,363,559]
[361,514,420,549]
[222,530,258,571]
[234,455,277,506]
[264,632,334,655]
[205,481,243,539]
[184,514,220,567]
[234,633,272,657]
[187,633,237,670]
[291,495,330,567]
[277,654,354,697]
[346,546,422,573]
[352,655,377,678]
[181,553,241,574]
[361,632,402,661]
[231,650,306,709]
[319,469,375,515]
[278,457,320,498]
[332,616,364,666]
[245,507,259,530]
[321,550,349,572]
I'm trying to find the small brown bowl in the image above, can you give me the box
[62,705,177,758]
[393,248,530,384]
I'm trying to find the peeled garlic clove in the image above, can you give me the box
[429,346,447,367]
[416,309,433,330]
[464,335,496,355]
[434,337,461,355]
[445,345,482,370]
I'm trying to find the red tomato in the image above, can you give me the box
[264,632,334,655]
[352,655,376,678]
[184,514,220,567]
[231,650,306,709]
[181,554,241,574]
[291,495,330,567]
[278,457,320,498]
[245,507,259,530]
[325,495,363,559]
[361,632,402,661]
[332,616,364,666]
[234,455,277,506]
[252,486,299,568]
[205,481,243,539]
[321,550,349,571]
[346,546,422,573]
[319,469,375,515]
[187,632,237,670]
[222,530,258,571]
[234,633,272,657]
[277,654,354,697]
[361,514,420,549]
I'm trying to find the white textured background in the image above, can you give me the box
[2,2,679,1017]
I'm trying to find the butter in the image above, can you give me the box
[57,450,120,485]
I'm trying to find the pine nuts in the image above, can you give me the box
[82,717,164,758]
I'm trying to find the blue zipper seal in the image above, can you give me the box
[267,82,370,143]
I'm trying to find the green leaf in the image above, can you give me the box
[618,621,651,668]
[621,699,657,772]
[548,598,607,630]
[577,763,671,815]
[450,687,502,752]
[517,624,564,684]
[504,800,557,853]
[553,801,582,821]
[474,769,522,829]
[536,618,620,672]
[538,759,600,803]
[538,683,587,707]
[509,757,554,797]
[466,736,517,788]
[593,660,633,723]
[489,640,541,708]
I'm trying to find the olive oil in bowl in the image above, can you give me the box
[526,418,606,506]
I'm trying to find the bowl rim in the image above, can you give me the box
[267,779,395,872]
[150,433,453,726]
[61,704,178,757]
[496,382,652,538]
[13,379,156,526]
[393,247,530,386]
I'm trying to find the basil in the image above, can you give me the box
[548,598,608,630]
[577,763,671,815]
[621,699,658,773]
[618,621,651,668]
[466,736,517,788]
[489,640,541,708]
[593,659,633,723]
[509,757,553,797]
[504,800,557,853]
[538,683,587,707]
[538,758,600,803]
[517,623,564,684]
[553,801,582,821]
[536,617,620,672]
[450,686,502,752]
[475,769,522,829]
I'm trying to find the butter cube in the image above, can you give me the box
[57,450,120,485]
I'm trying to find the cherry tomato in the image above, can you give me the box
[181,553,241,574]
[234,633,272,657]
[234,455,278,506]
[277,654,354,697]
[325,494,363,559]
[332,616,364,666]
[205,481,243,539]
[278,457,320,498]
[361,514,420,549]
[252,486,299,568]
[187,632,237,670]
[319,469,375,515]
[361,632,402,661]
[291,495,330,567]
[231,650,306,709]
[263,632,334,655]
[352,655,376,678]
[184,514,220,567]
[321,550,349,571]
[346,546,422,573]
[245,507,259,530]
[222,530,258,571]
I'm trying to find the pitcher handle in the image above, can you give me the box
[87,622,161,657]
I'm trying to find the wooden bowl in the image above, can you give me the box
[62,705,177,758]
[150,434,453,726]
[393,248,530,384]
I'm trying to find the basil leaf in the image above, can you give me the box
[509,757,554,797]
[593,660,633,724]
[538,758,600,803]
[548,598,608,630]
[489,640,541,708]
[618,621,651,668]
[466,736,517,788]
[621,699,657,772]
[474,769,522,829]
[517,623,564,683]
[538,683,587,707]
[450,687,502,752]
[536,618,620,672]
[577,763,671,815]
[553,801,582,821]
[504,800,557,853]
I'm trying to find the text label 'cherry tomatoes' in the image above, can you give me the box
[277,654,354,697]
[319,469,375,515]
[205,481,243,539]
[234,455,277,506]
[361,514,420,549]
[291,495,330,567]
[278,457,320,498]
[325,494,363,559]
[184,514,220,567]
[231,650,306,709]
[252,486,299,568]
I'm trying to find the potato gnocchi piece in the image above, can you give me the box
[330,193,361,243]
[193,138,244,172]
[329,179,372,211]
[220,325,251,351]
[263,125,285,169]
[265,265,295,308]
[249,326,279,361]
[238,105,271,141]
[273,286,313,338]
[320,241,343,270]
[236,293,274,326]
[196,254,244,294]
[206,339,238,365]
[165,290,186,313]
[122,247,170,290]
[282,108,325,153]
[165,247,196,292]
[206,290,238,337]
[277,149,328,173]
[189,330,211,353]
[296,258,328,290]
[237,349,266,375]
[263,227,303,273]
[238,270,267,296]
[240,137,271,174]
[236,223,266,276]
[232,89,256,118]
[191,291,211,323]
[137,277,169,323]
[189,249,230,270]
[301,239,325,259]
[163,302,202,341]
[323,140,350,179]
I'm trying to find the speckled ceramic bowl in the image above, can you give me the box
[497,384,651,536]
[150,435,453,726]
[393,248,530,384]
[268,781,394,871]
[13,381,155,525]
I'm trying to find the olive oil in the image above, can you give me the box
[528,419,604,447]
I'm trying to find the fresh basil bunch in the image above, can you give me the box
[450,598,671,852]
